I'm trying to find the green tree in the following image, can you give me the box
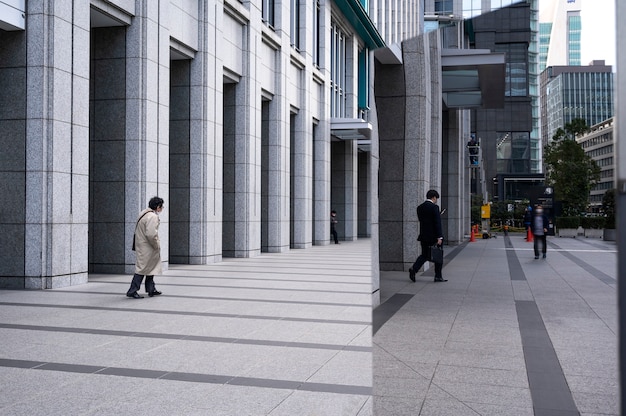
[602,189,616,229]
[544,119,600,216]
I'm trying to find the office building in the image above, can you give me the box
[539,0,582,71]
[576,118,615,210]
[1,0,414,290]
[467,2,538,199]
[540,60,614,147]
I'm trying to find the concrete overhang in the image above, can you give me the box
[331,118,372,151]
[374,43,403,65]
[0,0,25,31]
[441,49,506,109]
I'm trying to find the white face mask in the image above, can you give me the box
[536,209,543,214]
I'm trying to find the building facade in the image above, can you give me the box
[0,0,402,290]
[576,117,615,210]
[540,61,614,147]
[467,2,536,200]
[539,0,582,71]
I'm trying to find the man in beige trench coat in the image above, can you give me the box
[126,196,164,299]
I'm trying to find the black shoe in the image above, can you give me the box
[409,268,416,282]
[534,256,539,259]
[542,254,546,259]
[148,290,162,297]
[434,277,448,282]
[127,292,144,299]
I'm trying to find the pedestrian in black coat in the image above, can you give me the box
[409,189,446,282]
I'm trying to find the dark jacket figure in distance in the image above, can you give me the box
[533,205,549,259]
[127,196,164,299]
[467,135,479,165]
[524,206,532,235]
[330,210,339,244]
[409,190,446,282]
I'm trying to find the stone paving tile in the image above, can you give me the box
[0,240,372,416]
[374,235,618,416]
[268,390,370,416]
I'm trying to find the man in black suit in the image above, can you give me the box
[409,189,446,282]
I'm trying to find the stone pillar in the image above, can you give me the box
[265,55,290,253]
[442,109,470,245]
[120,1,170,272]
[402,33,438,271]
[358,152,371,237]
[183,1,222,264]
[375,31,442,271]
[313,119,331,245]
[332,140,358,242]
[0,3,90,289]
[375,59,407,270]
[369,51,381,307]
[290,109,314,249]
[225,0,261,258]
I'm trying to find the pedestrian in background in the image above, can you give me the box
[533,204,549,259]
[409,189,446,283]
[127,196,164,298]
[523,206,532,238]
[330,210,339,244]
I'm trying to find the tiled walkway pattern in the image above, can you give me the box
[374,235,617,415]
[0,240,372,416]
[0,236,619,415]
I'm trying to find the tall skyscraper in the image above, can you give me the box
[541,61,614,145]
[539,0,582,71]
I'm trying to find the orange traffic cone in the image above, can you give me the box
[526,228,534,242]
[470,228,476,242]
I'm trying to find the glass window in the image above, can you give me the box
[496,132,530,173]
[358,48,369,116]
[313,0,321,66]
[495,43,528,97]
[567,14,581,66]
[290,0,300,49]
[435,0,453,15]
[262,0,275,27]
[330,22,347,118]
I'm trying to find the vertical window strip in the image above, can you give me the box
[290,0,300,49]
[330,22,347,118]
[313,0,320,66]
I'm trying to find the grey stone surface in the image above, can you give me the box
[0,240,371,415]
[375,235,618,415]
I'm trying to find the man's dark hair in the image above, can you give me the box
[426,190,440,199]
[149,196,164,210]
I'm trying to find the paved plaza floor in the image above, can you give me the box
[374,234,618,416]
[0,240,372,416]
[0,235,619,415]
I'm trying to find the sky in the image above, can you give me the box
[580,0,616,67]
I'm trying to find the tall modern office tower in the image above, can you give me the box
[541,61,614,146]
[539,0,582,71]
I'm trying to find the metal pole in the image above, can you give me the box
[616,0,626,413]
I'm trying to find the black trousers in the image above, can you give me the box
[127,274,155,295]
[412,241,442,278]
[331,226,338,244]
